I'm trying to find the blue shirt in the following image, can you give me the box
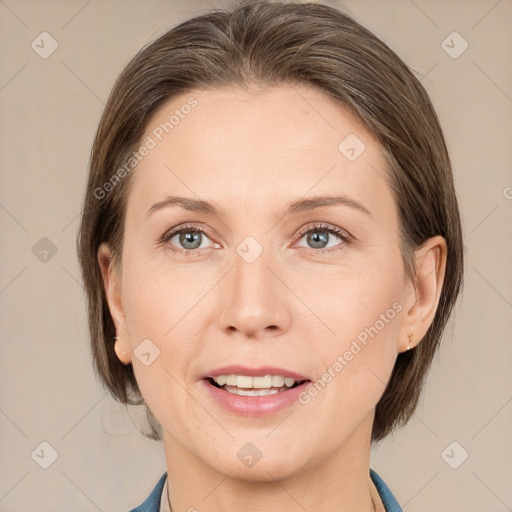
[128,468,402,512]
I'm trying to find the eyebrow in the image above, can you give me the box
[145,194,371,218]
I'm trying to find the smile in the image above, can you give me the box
[200,366,312,415]
[207,374,305,396]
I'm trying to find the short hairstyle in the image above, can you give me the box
[77,0,464,443]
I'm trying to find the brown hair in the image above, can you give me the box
[77,0,464,442]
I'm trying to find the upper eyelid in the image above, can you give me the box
[295,223,350,239]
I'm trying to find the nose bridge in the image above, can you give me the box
[234,243,271,303]
[218,237,290,337]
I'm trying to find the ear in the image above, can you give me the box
[398,235,447,353]
[97,243,132,365]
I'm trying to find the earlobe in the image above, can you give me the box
[399,236,447,353]
[406,333,415,351]
[114,336,132,365]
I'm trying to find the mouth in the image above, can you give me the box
[201,368,313,415]
[205,375,310,396]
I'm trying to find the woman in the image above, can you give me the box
[76,1,464,510]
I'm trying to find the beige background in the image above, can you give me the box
[0,0,511,510]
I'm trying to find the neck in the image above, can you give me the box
[163,415,379,512]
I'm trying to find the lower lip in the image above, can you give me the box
[201,379,310,416]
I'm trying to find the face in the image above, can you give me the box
[104,84,418,481]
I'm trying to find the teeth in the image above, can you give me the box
[236,375,253,388]
[253,375,272,388]
[225,375,237,386]
[211,374,298,389]
[271,376,285,387]
[284,377,295,387]
[223,386,282,396]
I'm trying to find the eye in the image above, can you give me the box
[159,222,352,255]
[295,222,351,251]
[160,224,218,254]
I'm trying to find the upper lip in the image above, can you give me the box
[201,365,311,382]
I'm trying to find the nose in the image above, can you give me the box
[218,244,292,339]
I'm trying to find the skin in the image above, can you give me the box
[98,84,447,512]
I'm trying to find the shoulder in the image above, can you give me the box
[370,468,403,512]
[127,473,167,512]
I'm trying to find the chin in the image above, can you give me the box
[203,443,311,483]
[219,459,302,483]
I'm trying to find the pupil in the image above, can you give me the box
[180,231,201,249]
[308,231,328,249]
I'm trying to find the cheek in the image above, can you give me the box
[297,254,404,408]
[121,244,190,336]
[120,252,210,393]
[302,253,404,346]
[121,263,204,434]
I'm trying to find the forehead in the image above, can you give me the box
[127,84,394,221]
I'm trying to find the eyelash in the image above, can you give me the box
[158,222,352,256]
